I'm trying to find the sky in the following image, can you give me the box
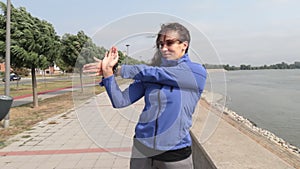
[1,0,300,66]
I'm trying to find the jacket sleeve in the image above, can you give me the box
[120,64,206,92]
[100,76,145,108]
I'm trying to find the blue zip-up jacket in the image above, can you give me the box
[100,53,206,151]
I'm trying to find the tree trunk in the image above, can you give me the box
[31,66,38,107]
[16,80,19,90]
[43,70,47,88]
[80,68,83,92]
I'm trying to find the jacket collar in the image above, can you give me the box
[160,53,190,67]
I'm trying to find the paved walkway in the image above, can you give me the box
[2,82,298,169]
[0,85,140,169]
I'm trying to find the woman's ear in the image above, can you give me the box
[182,41,189,52]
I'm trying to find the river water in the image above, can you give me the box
[205,69,300,148]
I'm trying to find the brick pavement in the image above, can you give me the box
[0,90,141,169]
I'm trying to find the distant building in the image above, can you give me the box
[0,62,14,73]
[38,64,62,75]
[1,62,62,75]
[0,62,4,72]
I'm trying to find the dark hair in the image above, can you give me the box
[150,22,190,66]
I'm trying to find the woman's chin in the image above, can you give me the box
[162,55,172,60]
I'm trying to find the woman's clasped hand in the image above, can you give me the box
[83,46,119,78]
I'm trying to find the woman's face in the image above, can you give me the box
[158,31,188,60]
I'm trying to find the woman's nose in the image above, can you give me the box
[161,45,168,51]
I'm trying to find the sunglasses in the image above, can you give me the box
[158,39,182,48]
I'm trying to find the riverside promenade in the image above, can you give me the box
[0,83,299,168]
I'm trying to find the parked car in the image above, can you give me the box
[2,74,21,82]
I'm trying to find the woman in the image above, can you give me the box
[84,22,206,169]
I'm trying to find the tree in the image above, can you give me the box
[240,64,251,70]
[295,62,300,68]
[60,31,105,91]
[0,2,7,59]
[0,2,61,107]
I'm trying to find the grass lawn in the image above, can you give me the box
[0,75,96,97]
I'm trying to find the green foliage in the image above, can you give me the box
[0,2,7,57]
[59,31,106,73]
[0,2,61,107]
[13,67,30,76]
[122,56,143,65]
[118,51,125,64]
[203,63,224,69]
[118,51,144,65]
[240,64,251,70]
[222,64,239,71]
[220,61,300,71]
[0,3,60,70]
[295,62,300,68]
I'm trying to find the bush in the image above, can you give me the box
[13,68,30,76]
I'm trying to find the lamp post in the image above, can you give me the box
[125,44,130,64]
[4,0,11,128]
